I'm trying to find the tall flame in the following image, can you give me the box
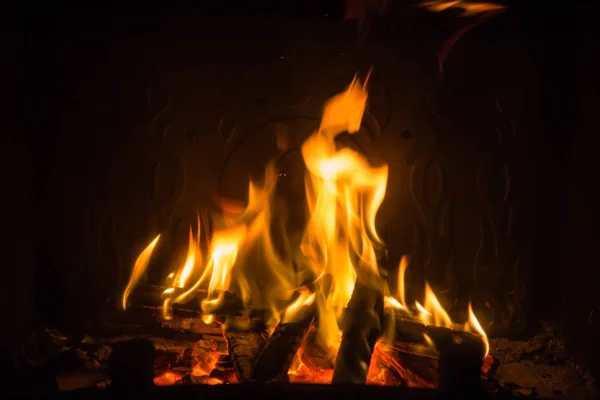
[122,234,160,310]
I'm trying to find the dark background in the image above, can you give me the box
[3,0,599,386]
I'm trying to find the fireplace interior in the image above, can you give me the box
[7,0,600,398]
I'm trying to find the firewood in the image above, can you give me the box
[331,281,385,384]
[298,329,337,370]
[384,340,439,360]
[388,315,486,397]
[134,284,288,316]
[108,339,155,393]
[250,304,316,382]
[224,316,267,382]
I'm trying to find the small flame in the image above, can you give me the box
[422,333,435,349]
[423,283,454,328]
[202,313,215,325]
[282,288,316,324]
[385,258,488,359]
[122,234,160,310]
[469,302,489,357]
[419,0,505,16]
[384,296,405,310]
[397,256,409,308]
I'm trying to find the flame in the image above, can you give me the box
[122,74,489,382]
[174,227,199,289]
[282,288,316,324]
[419,0,505,17]
[153,370,183,386]
[384,257,489,358]
[122,234,160,310]
[299,74,388,347]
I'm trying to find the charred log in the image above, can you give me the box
[434,330,485,399]
[250,305,316,382]
[108,339,155,393]
[299,329,337,370]
[331,283,384,384]
[224,316,267,382]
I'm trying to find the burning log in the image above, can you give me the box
[132,285,245,318]
[331,282,385,384]
[224,316,267,382]
[251,305,317,382]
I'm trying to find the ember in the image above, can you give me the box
[120,75,489,390]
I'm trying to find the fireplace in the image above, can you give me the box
[8,0,598,398]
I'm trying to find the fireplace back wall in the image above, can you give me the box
[19,0,597,379]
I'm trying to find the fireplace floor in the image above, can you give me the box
[14,320,595,399]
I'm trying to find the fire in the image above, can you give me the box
[383,256,489,358]
[122,234,160,310]
[298,74,388,347]
[419,0,505,16]
[121,73,488,385]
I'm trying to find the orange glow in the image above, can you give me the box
[383,257,489,358]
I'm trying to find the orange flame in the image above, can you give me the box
[122,74,489,378]
[419,0,505,17]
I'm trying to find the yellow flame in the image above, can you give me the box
[299,74,388,347]
[397,256,409,308]
[423,283,454,328]
[422,333,435,348]
[384,296,405,310]
[469,302,489,357]
[282,288,316,324]
[202,313,215,324]
[122,234,160,310]
[175,227,198,288]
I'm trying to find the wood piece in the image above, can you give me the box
[133,284,289,315]
[388,315,486,397]
[331,282,384,384]
[250,305,316,382]
[384,340,439,360]
[224,316,267,382]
